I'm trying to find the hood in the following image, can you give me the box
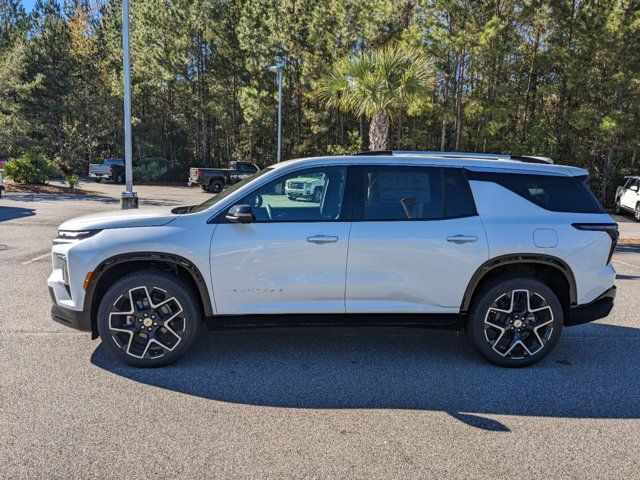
[59,206,179,231]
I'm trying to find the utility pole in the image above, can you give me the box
[121,0,138,209]
[268,62,284,163]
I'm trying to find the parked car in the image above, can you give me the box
[88,158,125,183]
[50,151,617,368]
[285,172,326,201]
[0,170,4,198]
[615,176,640,221]
[188,161,259,193]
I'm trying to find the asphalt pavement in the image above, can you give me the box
[1,180,639,479]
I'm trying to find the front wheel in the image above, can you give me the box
[468,278,563,367]
[615,199,621,214]
[97,270,201,367]
[635,203,640,222]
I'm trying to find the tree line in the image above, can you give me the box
[1,0,639,202]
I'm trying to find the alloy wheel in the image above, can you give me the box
[108,286,186,359]
[483,289,554,360]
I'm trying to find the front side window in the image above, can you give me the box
[239,166,347,222]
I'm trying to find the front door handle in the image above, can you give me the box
[307,235,339,244]
[447,235,478,244]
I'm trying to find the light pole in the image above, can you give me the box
[120,0,137,209]
[268,63,283,163]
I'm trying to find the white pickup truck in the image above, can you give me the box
[615,176,640,221]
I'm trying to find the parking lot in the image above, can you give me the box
[1,182,640,479]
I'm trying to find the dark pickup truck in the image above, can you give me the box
[188,161,259,193]
[88,158,125,183]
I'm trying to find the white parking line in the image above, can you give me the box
[613,259,640,270]
[21,253,50,265]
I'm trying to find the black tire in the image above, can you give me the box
[635,203,640,222]
[95,178,102,183]
[97,270,201,367]
[312,186,323,203]
[115,174,124,184]
[615,199,621,214]
[468,277,563,367]
[208,181,224,194]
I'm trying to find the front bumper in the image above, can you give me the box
[50,288,92,331]
[567,286,616,326]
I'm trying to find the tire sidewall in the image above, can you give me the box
[210,181,223,193]
[468,278,563,367]
[97,270,201,367]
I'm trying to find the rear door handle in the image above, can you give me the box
[307,235,339,244]
[446,235,478,244]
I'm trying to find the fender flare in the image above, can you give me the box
[460,254,577,313]
[84,252,214,333]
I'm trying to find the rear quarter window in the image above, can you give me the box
[467,171,604,214]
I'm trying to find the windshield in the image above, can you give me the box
[190,168,272,213]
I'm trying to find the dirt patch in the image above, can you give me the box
[4,182,101,195]
[619,238,640,245]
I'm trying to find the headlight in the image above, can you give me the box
[55,253,70,285]
[53,230,101,245]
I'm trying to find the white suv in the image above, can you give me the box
[49,152,618,367]
[615,176,640,221]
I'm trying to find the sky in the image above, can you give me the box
[22,0,37,12]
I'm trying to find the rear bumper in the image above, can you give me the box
[50,287,92,332]
[567,286,616,326]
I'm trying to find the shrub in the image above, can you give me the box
[4,152,60,184]
[64,173,80,190]
[133,158,168,182]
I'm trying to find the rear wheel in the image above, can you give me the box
[95,178,102,183]
[468,278,563,367]
[208,181,224,194]
[115,173,124,184]
[97,270,201,367]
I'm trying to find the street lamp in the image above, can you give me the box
[268,63,283,163]
[120,0,137,209]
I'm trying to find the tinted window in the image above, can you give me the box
[239,166,347,222]
[361,166,443,220]
[467,171,604,213]
[444,168,476,217]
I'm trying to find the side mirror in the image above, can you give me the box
[226,204,254,223]
[630,185,639,192]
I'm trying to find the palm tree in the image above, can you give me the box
[319,44,432,151]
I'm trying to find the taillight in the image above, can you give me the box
[197,169,202,178]
[572,223,619,264]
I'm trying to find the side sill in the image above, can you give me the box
[204,313,466,330]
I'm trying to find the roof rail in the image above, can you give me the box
[353,150,553,164]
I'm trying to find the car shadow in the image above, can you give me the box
[91,322,640,430]
[0,206,36,222]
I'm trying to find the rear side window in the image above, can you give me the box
[467,171,604,213]
[444,168,476,217]
[355,166,476,220]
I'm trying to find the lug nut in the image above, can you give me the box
[151,315,156,319]
[153,323,158,326]
[137,318,142,323]
[148,327,152,331]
